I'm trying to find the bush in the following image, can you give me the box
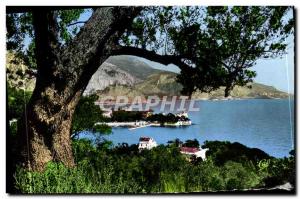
[13,139,295,193]
[222,161,261,190]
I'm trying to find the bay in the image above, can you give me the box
[80,99,294,158]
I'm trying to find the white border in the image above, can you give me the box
[0,1,298,199]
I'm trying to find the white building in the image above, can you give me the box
[175,120,192,126]
[102,110,112,118]
[176,111,189,118]
[180,147,209,160]
[165,119,192,126]
[138,137,157,151]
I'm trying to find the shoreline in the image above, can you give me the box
[95,121,192,129]
[96,97,292,106]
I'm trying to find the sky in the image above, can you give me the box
[130,13,295,94]
[251,37,294,94]
[141,35,295,94]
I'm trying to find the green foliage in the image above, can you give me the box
[6,9,86,69]
[71,95,111,138]
[111,110,144,122]
[203,140,271,166]
[14,139,294,193]
[258,156,295,187]
[57,9,85,43]
[222,161,262,190]
[7,85,32,120]
[122,6,294,96]
[9,120,18,137]
[146,113,190,124]
[6,7,294,97]
[6,13,33,51]
[182,139,199,148]
[24,42,37,69]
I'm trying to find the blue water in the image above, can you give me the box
[80,99,294,158]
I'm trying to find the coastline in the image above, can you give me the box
[95,121,192,130]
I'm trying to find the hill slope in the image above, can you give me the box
[6,52,289,99]
[96,71,289,100]
[106,55,161,80]
[84,62,142,95]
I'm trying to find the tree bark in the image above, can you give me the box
[224,86,231,98]
[17,7,141,171]
[224,83,234,97]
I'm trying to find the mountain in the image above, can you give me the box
[106,55,161,80]
[6,52,290,99]
[83,62,141,95]
[192,82,290,99]
[84,55,161,95]
[96,71,289,100]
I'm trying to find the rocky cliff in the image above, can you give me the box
[83,62,141,95]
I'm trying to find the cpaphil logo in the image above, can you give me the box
[97,96,200,112]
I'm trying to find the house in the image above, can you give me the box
[141,109,154,119]
[176,111,189,118]
[102,110,113,118]
[177,117,192,125]
[165,118,191,126]
[138,137,157,151]
[134,121,148,126]
[180,146,209,160]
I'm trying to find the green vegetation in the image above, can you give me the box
[7,85,32,138]
[110,110,190,125]
[110,110,145,122]
[7,85,32,121]
[147,113,190,124]
[71,94,111,139]
[7,78,295,194]
[6,7,295,194]
[8,85,295,193]
[14,139,295,193]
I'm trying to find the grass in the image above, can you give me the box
[13,139,295,194]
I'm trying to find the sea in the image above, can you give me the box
[80,99,295,158]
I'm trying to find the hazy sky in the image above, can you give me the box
[252,37,294,94]
[141,35,295,94]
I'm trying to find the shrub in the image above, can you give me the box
[13,139,294,193]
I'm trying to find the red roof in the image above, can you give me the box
[139,137,150,141]
[180,147,199,153]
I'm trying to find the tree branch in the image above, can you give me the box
[112,46,188,70]
[67,21,87,27]
[57,7,143,102]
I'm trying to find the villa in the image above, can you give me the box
[180,146,209,160]
[102,110,113,118]
[138,137,158,151]
[175,111,189,118]
[165,117,192,126]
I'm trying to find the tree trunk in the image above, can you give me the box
[224,86,231,98]
[224,77,235,98]
[17,90,82,170]
[16,7,141,171]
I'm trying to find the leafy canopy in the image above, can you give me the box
[120,6,294,96]
[6,8,86,69]
[71,94,111,138]
[6,7,294,96]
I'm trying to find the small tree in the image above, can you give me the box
[71,94,111,139]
